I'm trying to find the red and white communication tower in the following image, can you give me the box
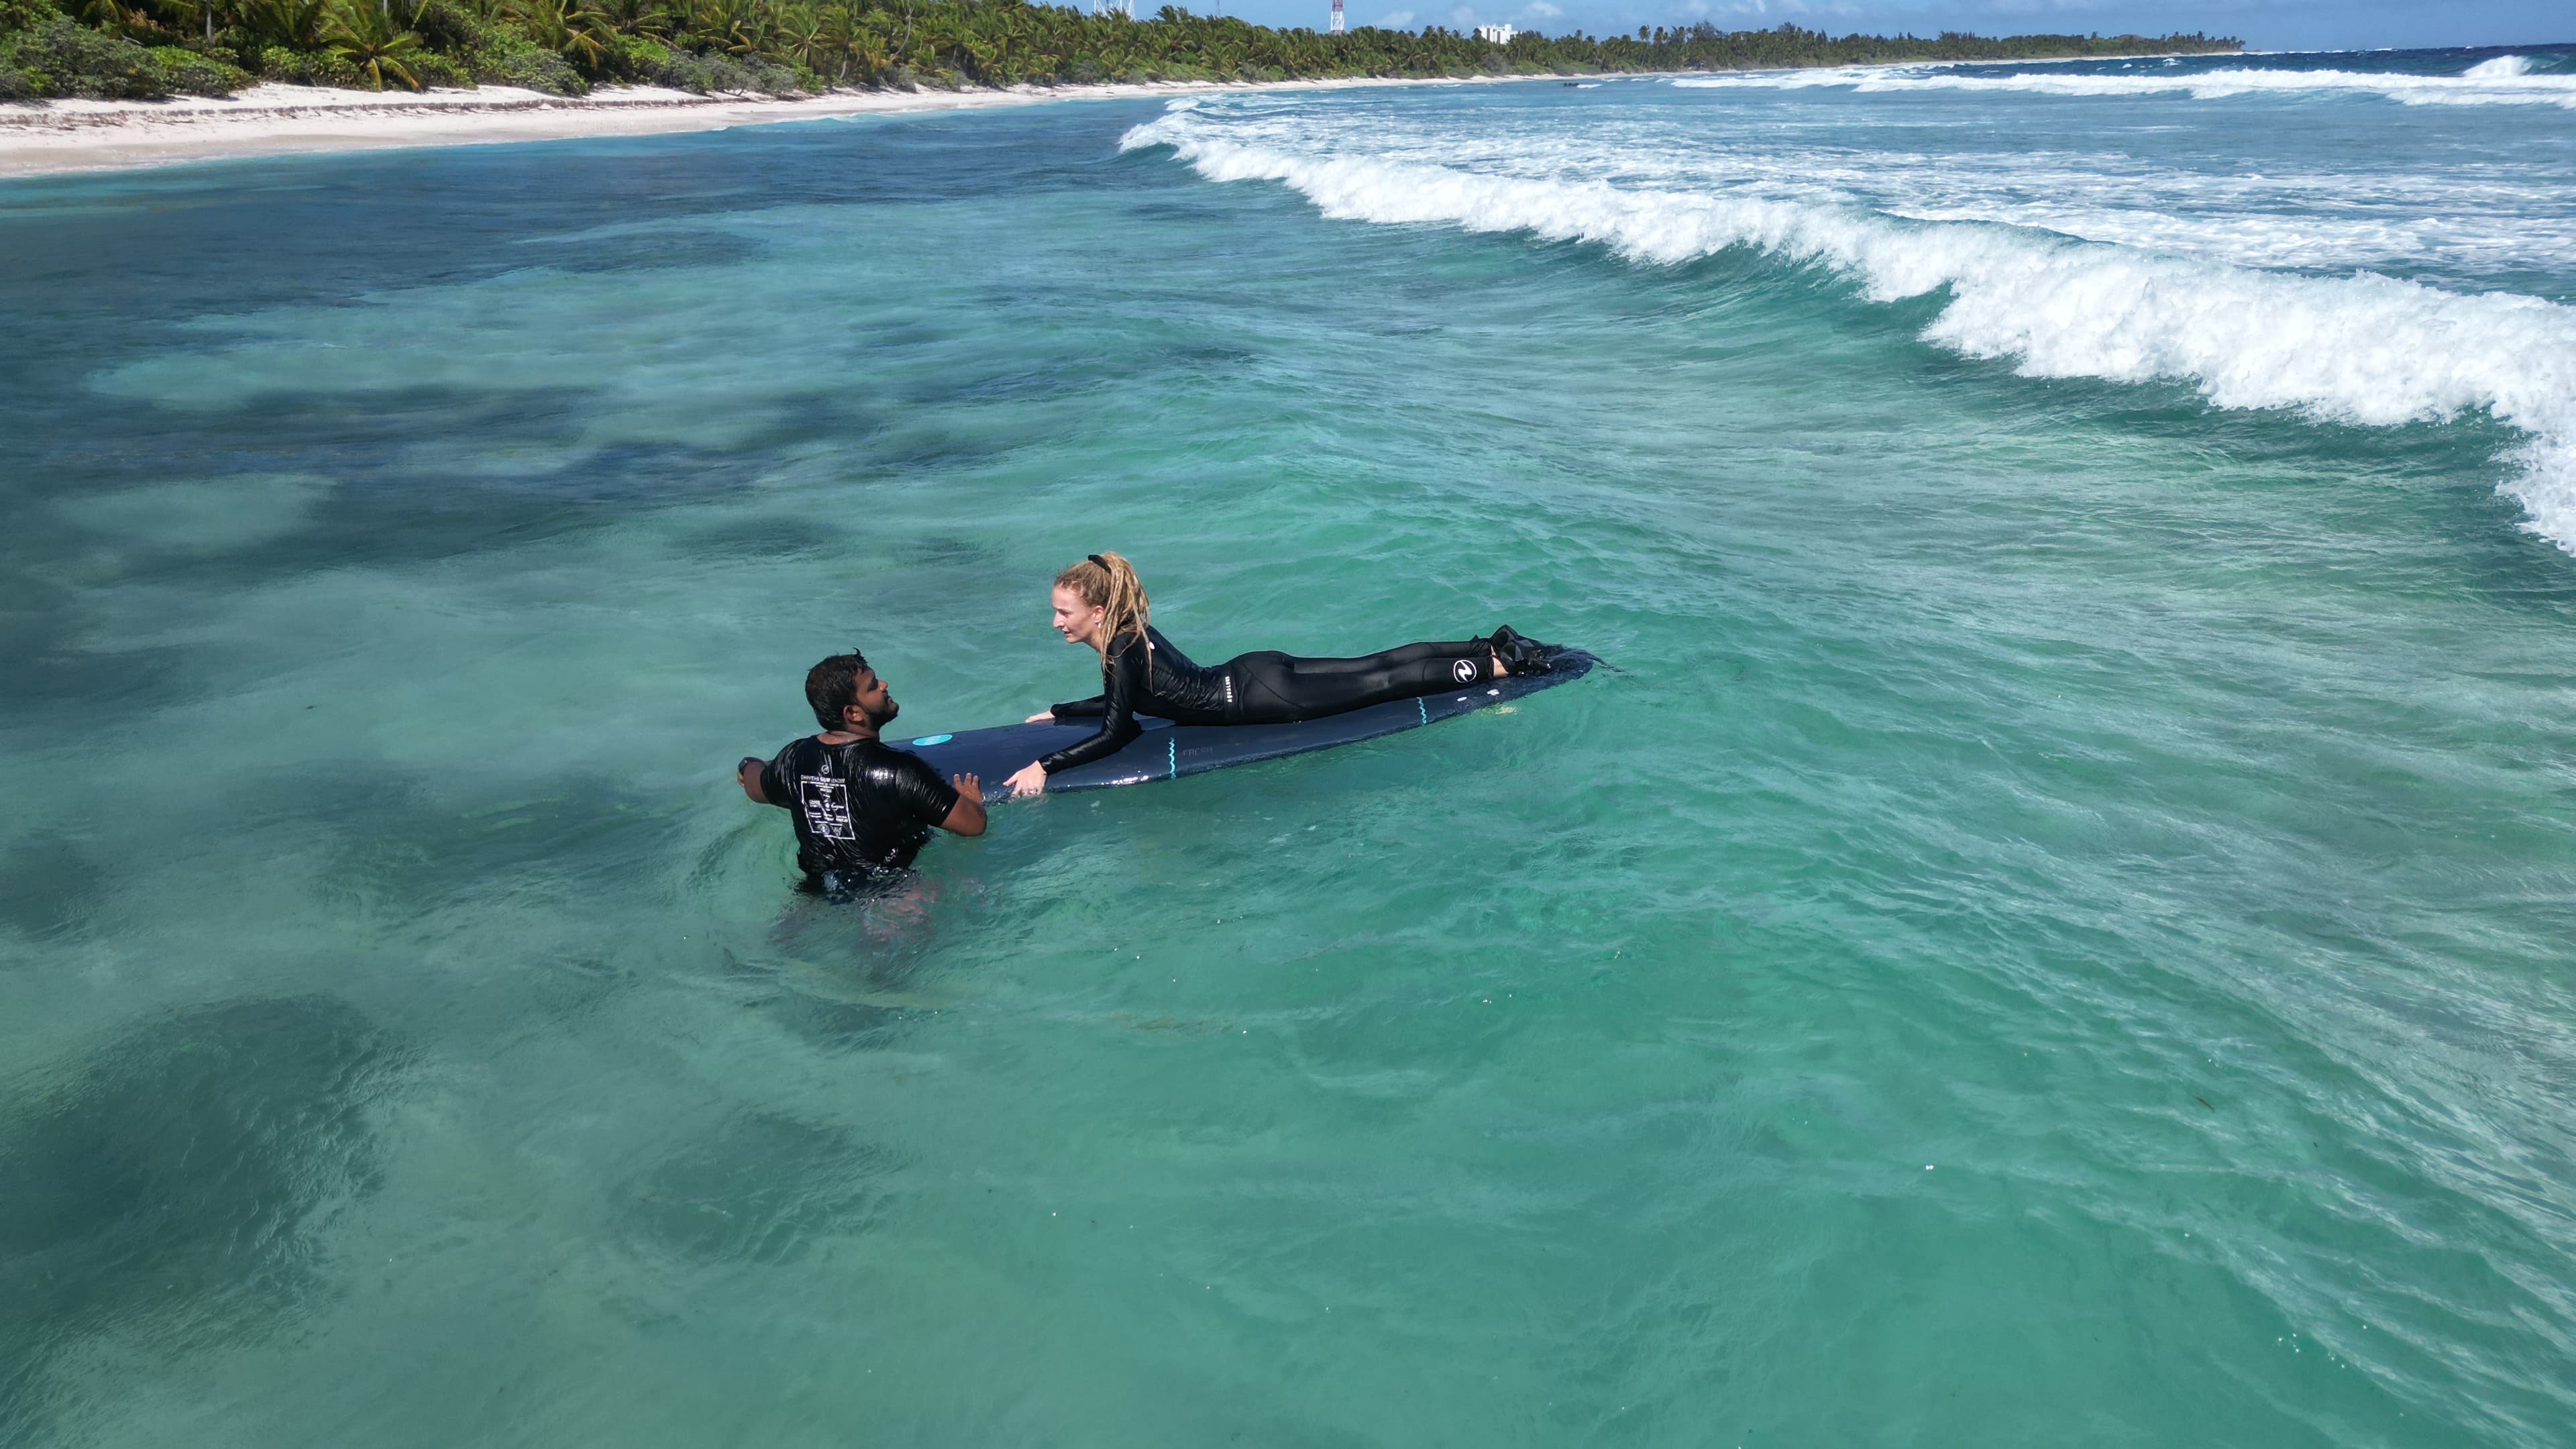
[1329,0,1344,31]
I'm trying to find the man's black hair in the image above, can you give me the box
[806,651,873,731]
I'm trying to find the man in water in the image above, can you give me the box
[737,651,985,893]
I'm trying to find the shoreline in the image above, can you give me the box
[0,74,1531,180]
[0,46,2259,181]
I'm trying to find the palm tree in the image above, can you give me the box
[812,3,863,83]
[506,0,607,66]
[241,0,330,47]
[128,0,229,43]
[840,11,892,82]
[672,0,758,56]
[74,0,150,37]
[587,0,665,36]
[325,0,423,87]
[773,2,831,76]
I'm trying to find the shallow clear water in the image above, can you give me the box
[5,46,2576,1447]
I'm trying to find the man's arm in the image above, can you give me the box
[942,774,987,837]
[737,757,771,804]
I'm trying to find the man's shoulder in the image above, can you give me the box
[788,735,942,786]
[771,735,828,766]
[857,739,955,806]
[858,737,942,777]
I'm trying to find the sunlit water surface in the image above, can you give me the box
[5,46,2576,1447]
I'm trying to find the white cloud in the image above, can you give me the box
[1522,1,1561,15]
[1449,5,1477,23]
[1377,7,1413,20]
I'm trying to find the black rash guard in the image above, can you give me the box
[1038,625,1493,774]
[759,735,959,888]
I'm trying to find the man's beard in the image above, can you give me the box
[863,696,900,728]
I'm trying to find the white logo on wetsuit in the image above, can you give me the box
[798,774,857,841]
[1452,657,1479,684]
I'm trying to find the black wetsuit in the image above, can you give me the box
[759,735,959,890]
[1039,625,1493,774]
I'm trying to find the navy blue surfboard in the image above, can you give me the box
[889,649,1596,794]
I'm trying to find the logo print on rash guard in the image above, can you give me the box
[798,774,857,841]
[1451,657,1480,684]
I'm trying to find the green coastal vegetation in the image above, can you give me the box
[0,0,2239,105]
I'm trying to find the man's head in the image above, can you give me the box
[806,651,899,733]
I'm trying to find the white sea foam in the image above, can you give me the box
[1313,118,2576,277]
[1123,106,2576,550]
[1670,62,2576,109]
[2465,55,2532,79]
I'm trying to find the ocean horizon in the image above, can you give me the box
[5,41,2575,1446]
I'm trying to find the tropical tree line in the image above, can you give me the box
[0,0,2239,103]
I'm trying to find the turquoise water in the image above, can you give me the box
[6,46,2576,1446]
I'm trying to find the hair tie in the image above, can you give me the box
[1087,553,1109,570]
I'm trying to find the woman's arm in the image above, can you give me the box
[1039,637,1146,771]
[1008,637,1146,793]
[1026,694,1106,722]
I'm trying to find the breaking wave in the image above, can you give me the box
[1122,105,2576,551]
[1669,60,2576,109]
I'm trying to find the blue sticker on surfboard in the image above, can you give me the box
[892,649,1596,794]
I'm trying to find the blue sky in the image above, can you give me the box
[1196,0,2571,52]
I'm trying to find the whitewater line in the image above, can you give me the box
[1122,107,2576,554]
[1668,56,2576,110]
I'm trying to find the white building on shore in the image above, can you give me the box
[1474,23,1517,44]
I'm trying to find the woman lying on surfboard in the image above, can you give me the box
[1000,552,1558,798]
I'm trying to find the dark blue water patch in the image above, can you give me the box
[862,425,1026,473]
[1124,198,1250,227]
[315,775,712,915]
[1169,342,1262,374]
[619,1109,891,1265]
[753,979,919,1054]
[677,512,855,563]
[0,831,103,942]
[0,368,1031,723]
[1,629,199,722]
[4,390,880,582]
[0,742,714,938]
[0,102,1181,482]
[899,354,1116,409]
[0,100,1176,333]
[509,225,765,277]
[899,533,1004,572]
[0,996,396,1442]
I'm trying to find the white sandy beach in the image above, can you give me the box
[0,74,1507,178]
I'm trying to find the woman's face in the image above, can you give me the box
[1051,584,1106,647]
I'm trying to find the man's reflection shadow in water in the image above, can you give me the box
[748,871,986,1024]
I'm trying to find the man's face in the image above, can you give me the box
[847,669,900,729]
